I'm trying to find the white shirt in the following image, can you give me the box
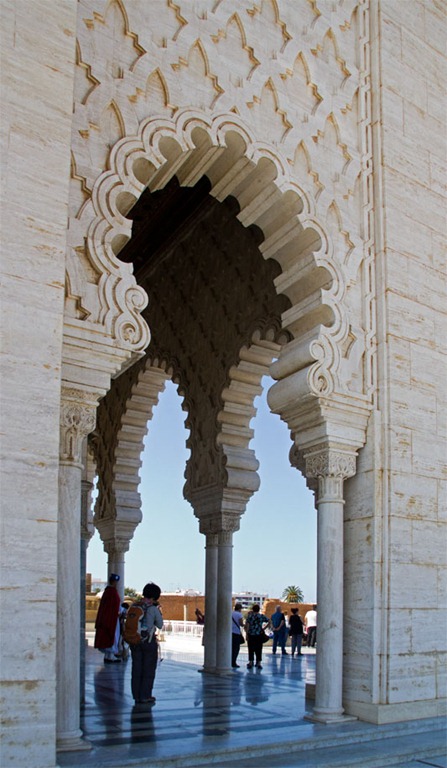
[305,609,317,628]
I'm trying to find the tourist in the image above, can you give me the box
[194,608,205,625]
[94,573,122,663]
[288,608,304,657]
[231,602,244,668]
[129,582,164,705]
[270,605,288,655]
[304,604,317,647]
[245,604,270,669]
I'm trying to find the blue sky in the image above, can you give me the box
[87,377,317,601]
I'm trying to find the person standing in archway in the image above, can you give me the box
[270,605,288,655]
[231,602,244,668]
[245,604,270,669]
[304,604,317,648]
[94,573,122,663]
[129,582,164,705]
[288,608,304,657]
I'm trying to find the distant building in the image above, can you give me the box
[91,579,106,594]
[233,592,269,610]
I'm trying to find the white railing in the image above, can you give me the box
[162,620,204,638]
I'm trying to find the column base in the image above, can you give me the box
[198,666,233,675]
[56,731,92,752]
[304,709,358,725]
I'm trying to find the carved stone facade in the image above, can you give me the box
[1,1,445,766]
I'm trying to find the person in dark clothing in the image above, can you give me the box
[245,604,270,669]
[288,608,304,657]
[270,605,288,655]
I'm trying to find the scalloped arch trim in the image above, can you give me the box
[76,108,346,397]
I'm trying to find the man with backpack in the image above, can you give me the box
[125,582,164,705]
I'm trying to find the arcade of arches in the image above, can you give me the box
[1,2,445,767]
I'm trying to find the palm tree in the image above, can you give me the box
[281,585,304,603]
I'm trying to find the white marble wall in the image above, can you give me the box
[343,0,446,722]
[0,1,77,766]
[0,0,445,764]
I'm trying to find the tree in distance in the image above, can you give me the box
[124,587,140,598]
[282,585,304,603]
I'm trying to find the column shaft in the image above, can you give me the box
[203,535,218,671]
[107,551,125,602]
[313,476,345,720]
[57,394,96,751]
[56,462,89,750]
[215,532,233,672]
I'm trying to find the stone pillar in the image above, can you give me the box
[215,530,234,673]
[80,453,95,706]
[104,541,127,602]
[305,445,357,724]
[203,533,218,671]
[57,391,96,751]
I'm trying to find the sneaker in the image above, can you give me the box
[232,664,240,668]
[247,662,253,669]
[256,663,263,669]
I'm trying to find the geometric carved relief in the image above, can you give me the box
[68,0,374,453]
[76,108,370,452]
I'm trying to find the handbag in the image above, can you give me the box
[261,631,270,644]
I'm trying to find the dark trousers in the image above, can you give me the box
[232,634,242,666]
[307,626,317,647]
[290,634,303,655]
[247,634,263,664]
[130,638,158,702]
[272,629,287,653]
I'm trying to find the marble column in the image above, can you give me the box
[80,462,95,707]
[57,392,97,751]
[203,533,218,671]
[104,541,127,602]
[215,530,234,673]
[305,446,357,724]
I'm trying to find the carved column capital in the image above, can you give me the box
[103,539,130,557]
[60,389,97,467]
[198,514,240,537]
[304,444,357,480]
[303,443,357,504]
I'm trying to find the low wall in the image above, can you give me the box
[86,594,315,625]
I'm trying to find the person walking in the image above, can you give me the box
[129,582,163,705]
[270,605,288,655]
[288,608,304,657]
[94,573,122,663]
[245,604,270,669]
[304,604,317,647]
[231,602,244,668]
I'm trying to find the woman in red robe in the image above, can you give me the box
[94,573,122,663]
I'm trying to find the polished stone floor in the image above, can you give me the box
[57,634,447,768]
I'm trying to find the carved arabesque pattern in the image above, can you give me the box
[80,109,348,402]
[68,0,374,403]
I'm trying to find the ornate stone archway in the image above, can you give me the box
[58,110,372,745]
